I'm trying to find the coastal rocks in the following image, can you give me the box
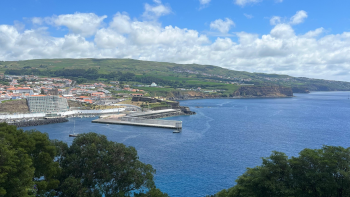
[292,87,310,93]
[232,86,293,97]
[8,118,68,127]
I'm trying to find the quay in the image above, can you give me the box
[92,118,182,129]
[92,109,185,129]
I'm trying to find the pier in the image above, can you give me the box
[92,117,182,129]
[92,109,184,129]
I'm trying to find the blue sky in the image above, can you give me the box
[1,0,350,81]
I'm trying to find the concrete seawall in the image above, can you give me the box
[7,118,69,127]
[92,109,186,129]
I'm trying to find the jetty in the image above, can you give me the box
[92,109,185,129]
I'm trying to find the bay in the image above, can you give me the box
[22,92,350,197]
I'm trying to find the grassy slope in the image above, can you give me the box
[0,59,264,78]
[1,58,350,91]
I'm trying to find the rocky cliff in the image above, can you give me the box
[231,86,293,97]
[292,87,310,93]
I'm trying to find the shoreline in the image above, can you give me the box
[174,95,294,101]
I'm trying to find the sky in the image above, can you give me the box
[1,0,350,81]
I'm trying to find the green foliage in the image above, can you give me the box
[58,132,156,196]
[0,124,36,197]
[213,146,350,197]
[134,188,169,197]
[0,139,35,197]
[0,123,167,197]
[0,123,60,196]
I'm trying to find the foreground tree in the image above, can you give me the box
[0,139,35,197]
[0,123,168,197]
[0,123,60,196]
[57,133,161,196]
[212,146,350,197]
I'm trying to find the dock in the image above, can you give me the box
[92,109,183,129]
[92,117,182,129]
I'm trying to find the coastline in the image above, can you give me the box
[174,95,295,101]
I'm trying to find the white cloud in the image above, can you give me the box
[47,13,107,37]
[270,16,281,25]
[290,10,308,25]
[199,0,211,5]
[109,13,132,34]
[2,11,350,81]
[244,13,254,19]
[210,18,235,34]
[303,28,324,38]
[235,0,261,7]
[235,0,283,6]
[142,0,171,20]
[31,17,43,25]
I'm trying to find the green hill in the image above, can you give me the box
[1,58,350,93]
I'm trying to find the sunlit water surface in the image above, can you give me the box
[23,92,350,197]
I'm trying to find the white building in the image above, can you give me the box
[27,95,69,113]
[151,82,157,87]
[7,87,34,95]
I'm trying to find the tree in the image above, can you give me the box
[57,133,162,196]
[0,124,61,196]
[214,146,350,197]
[0,132,35,197]
[0,124,168,197]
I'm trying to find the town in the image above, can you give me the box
[0,74,234,110]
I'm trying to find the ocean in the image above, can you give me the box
[22,92,350,197]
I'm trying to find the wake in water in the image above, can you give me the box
[216,101,232,107]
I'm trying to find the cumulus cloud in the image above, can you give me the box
[210,18,235,34]
[47,13,107,36]
[303,28,324,38]
[290,10,308,25]
[235,0,261,6]
[270,16,282,25]
[1,11,350,81]
[142,0,171,20]
[270,10,308,26]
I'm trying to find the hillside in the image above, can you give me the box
[1,58,350,93]
[0,99,29,114]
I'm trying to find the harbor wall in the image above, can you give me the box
[6,118,69,127]
[0,108,125,120]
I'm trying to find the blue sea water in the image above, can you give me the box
[22,92,350,197]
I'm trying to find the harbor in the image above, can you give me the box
[92,109,186,129]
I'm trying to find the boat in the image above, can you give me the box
[173,129,181,133]
[69,120,79,137]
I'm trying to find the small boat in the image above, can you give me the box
[69,120,79,137]
[173,129,181,133]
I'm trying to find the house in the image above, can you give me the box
[6,87,34,95]
[110,81,119,84]
[131,93,143,97]
[91,92,106,98]
[151,82,157,87]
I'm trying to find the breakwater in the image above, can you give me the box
[92,109,190,129]
[6,118,68,127]
[129,109,195,119]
